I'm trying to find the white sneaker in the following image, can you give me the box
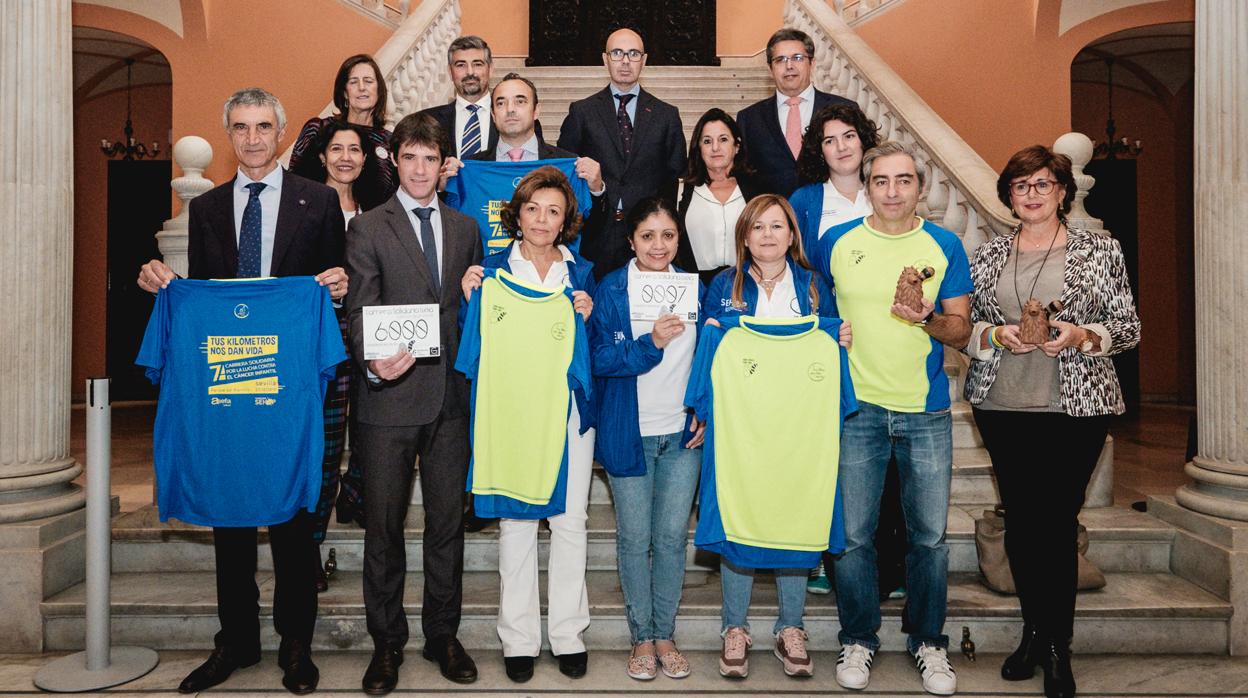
[913,643,957,695]
[835,644,874,690]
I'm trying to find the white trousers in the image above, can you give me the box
[497,404,595,657]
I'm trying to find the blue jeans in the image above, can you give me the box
[721,559,807,634]
[607,432,701,643]
[834,401,952,653]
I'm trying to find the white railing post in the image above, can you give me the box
[156,136,214,277]
[1052,132,1107,237]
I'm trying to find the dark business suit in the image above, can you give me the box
[557,87,685,279]
[736,89,854,197]
[345,194,482,648]
[469,140,575,162]
[186,170,344,659]
[418,101,546,159]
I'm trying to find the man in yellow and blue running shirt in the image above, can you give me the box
[809,142,972,696]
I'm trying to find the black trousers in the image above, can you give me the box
[358,414,469,648]
[212,511,318,656]
[972,407,1109,640]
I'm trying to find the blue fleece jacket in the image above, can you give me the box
[703,257,836,321]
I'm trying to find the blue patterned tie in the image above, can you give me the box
[413,207,440,292]
[616,93,635,158]
[237,182,265,277]
[461,104,482,158]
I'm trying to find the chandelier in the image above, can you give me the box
[1092,57,1143,160]
[100,58,161,160]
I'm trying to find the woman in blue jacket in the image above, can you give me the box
[589,197,705,682]
[788,103,879,251]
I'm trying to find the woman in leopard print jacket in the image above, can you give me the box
[963,145,1140,698]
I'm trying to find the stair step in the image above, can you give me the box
[42,570,1229,654]
[110,502,1175,575]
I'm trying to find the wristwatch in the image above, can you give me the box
[916,309,936,326]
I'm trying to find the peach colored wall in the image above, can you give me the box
[73,84,173,392]
[461,0,527,56]
[854,0,1194,169]
[718,0,785,56]
[73,0,392,191]
[1071,81,1194,402]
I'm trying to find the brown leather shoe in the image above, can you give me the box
[362,644,404,695]
[423,636,478,684]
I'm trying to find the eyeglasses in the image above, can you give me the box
[770,53,810,66]
[1009,179,1058,197]
[606,48,645,62]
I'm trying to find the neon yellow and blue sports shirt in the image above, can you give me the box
[811,216,973,412]
[685,315,856,569]
[455,268,592,519]
[135,278,346,527]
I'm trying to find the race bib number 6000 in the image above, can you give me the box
[363,304,441,359]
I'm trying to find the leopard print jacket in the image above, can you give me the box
[963,226,1141,417]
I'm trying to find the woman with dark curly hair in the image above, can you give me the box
[458,165,598,683]
[290,54,397,204]
[965,145,1140,698]
[675,109,764,283]
[788,103,879,250]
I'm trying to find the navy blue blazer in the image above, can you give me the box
[736,89,855,198]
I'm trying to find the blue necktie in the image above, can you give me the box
[461,104,482,158]
[616,93,635,158]
[413,207,440,292]
[237,182,265,277]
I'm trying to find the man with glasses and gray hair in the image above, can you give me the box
[557,27,686,280]
[737,28,855,197]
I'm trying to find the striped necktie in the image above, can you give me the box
[461,104,482,158]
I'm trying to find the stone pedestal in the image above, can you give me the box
[0,0,86,650]
[1167,0,1248,656]
[156,137,215,278]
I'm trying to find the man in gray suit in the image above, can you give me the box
[344,112,482,694]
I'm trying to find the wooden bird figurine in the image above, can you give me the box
[960,626,976,662]
[324,547,338,579]
[894,265,935,314]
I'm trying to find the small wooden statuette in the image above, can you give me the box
[894,265,935,313]
[1018,298,1051,345]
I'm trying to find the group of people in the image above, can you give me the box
[135,24,1139,698]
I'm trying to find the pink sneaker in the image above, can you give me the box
[719,627,752,678]
[775,626,813,677]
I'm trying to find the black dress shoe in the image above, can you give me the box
[280,648,320,695]
[1001,623,1044,681]
[177,646,260,693]
[1040,637,1076,698]
[422,636,478,683]
[557,650,588,678]
[362,644,404,695]
[503,655,534,683]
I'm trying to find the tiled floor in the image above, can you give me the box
[73,401,1198,514]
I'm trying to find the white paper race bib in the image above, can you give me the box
[628,272,699,323]
[362,304,441,359]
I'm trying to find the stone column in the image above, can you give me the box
[0,1,83,519]
[0,0,88,651]
[1176,0,1248,522]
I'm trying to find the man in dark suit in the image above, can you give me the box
[416,35,498,160]
[344,112,481,693]
[557,28,686,278]
[138,87,347,696]
[736,28,855,197]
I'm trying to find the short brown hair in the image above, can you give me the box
[495,72,539,105]
[730,194,820,312]
[996,145,1077,220]
[765,28,815,64]
[389,111,449,161]
[499,166,583,246]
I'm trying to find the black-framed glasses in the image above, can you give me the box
[770,53,810,66]
[606,48,645,62]
[1009,179,1058,196]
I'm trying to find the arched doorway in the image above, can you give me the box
[1070,22,1194,409]
[73,27,173,400]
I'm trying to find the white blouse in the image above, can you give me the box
[818,183,872,238]
[752,267,801,318]
[685,183,746,269]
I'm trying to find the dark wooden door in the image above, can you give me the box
[1083,158,1139,411]
[527,0,718,66]
[107,159,171,401]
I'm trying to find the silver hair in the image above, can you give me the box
[861,140,927,190]
[447,35,492,65]
[222,87,287,131]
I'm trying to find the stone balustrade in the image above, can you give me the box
[156,137,215,278]
[339,0,409,28]
[786,0,1015,252]
[834,0,908,26]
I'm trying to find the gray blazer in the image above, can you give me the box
[344,194,482,427]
